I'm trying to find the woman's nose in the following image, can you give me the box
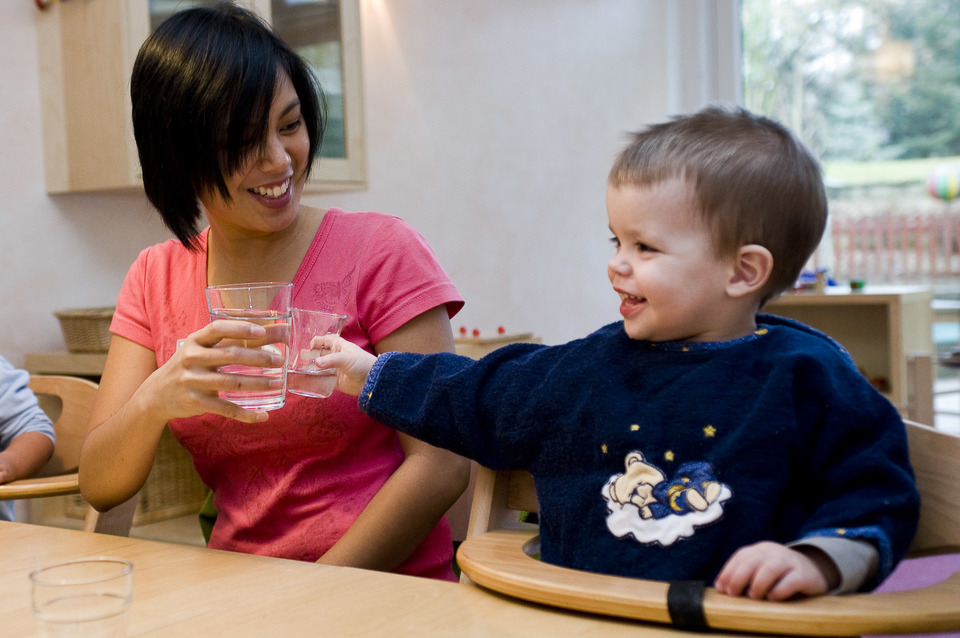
[259,136,291,171]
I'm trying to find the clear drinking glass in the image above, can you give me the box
[205,282,293,411]
[288,308,349,398]
[30,557,133,638]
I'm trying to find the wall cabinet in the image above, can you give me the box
[36,0,365,194]
[763,285,933,413]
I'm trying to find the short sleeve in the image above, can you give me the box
[354,215,463,343]
[111,246,155,350]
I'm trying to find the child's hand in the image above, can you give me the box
[312,335,378,397]
[0,455,16,484]
[713,541,838,601]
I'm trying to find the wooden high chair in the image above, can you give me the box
[0,375,136,536]
[456,420,960,636]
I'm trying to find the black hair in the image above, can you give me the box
[131,3,325,249]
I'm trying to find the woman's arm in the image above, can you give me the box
[316,305,470,570]
[79,320,283,510]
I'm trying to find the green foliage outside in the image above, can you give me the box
[742,0,960,187]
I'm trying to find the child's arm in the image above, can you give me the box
[713,541,839,601]
[0,356,56,485]
[0,431,54,484]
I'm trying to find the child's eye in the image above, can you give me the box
[609,237,621,249]
[637,242,657,253]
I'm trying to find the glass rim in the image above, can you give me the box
[204,281,293,292]
[291,308,349,320]
[29,557,133,586]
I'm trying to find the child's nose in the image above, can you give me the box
[608,253,630,276]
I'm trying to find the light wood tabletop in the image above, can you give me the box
[0,521,781,637]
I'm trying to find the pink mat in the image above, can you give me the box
[867,554,960,638]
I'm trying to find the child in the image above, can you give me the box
[0,355,55,521]
[317,105,919,601]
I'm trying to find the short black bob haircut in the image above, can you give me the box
[131,3,326,249]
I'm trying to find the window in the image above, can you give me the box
[742,0,960,287]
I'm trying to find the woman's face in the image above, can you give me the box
[200,71,311,236]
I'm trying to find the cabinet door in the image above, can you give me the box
[37,0,365,193]
[37,0,147,193]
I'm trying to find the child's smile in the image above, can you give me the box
[615,290,646,319]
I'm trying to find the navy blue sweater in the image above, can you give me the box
[359,316,919,587]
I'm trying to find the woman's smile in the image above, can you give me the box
[247,177,293,208]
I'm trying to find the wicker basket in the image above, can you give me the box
[54,306,115,353]
[66,428,209,526]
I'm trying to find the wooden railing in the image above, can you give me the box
[831,211,960,282]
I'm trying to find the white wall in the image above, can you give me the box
[0,0,737,367]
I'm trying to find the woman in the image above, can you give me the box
[79,4,468,581]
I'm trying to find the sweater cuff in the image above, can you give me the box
[789,536,879,594]
[357,351,397,413]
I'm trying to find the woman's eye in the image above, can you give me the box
[282,117,303,133]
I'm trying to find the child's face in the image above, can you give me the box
[607,179,741,342]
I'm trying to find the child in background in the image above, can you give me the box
[317,105,919,601]
[0,355,55,521]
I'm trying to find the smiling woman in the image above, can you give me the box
[78,3,469,583]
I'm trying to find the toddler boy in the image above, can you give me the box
[318,105,919,601]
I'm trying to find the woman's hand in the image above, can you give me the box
[81,321,285,510]
[147,319,287,424]
[713,541,837,600]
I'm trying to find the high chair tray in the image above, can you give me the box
[456,529,960,636]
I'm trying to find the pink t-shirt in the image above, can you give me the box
[111,209,464,580]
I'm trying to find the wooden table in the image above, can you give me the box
[0,522,776,637]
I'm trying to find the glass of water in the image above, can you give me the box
[30,557,133,638]
[288,308,349,398]
[205,282,293,411]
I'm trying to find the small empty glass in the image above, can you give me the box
[288,308,349,398]
[30,557,133,637]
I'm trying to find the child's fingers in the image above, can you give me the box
[313,347,376,397]
[309,334,352,352]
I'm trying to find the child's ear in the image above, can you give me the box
[727,244,773,298]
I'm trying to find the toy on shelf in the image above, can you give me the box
[453,327,541,359]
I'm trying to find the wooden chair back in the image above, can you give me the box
[0,375,135,536]
[457,419,960,635]
[904,419,960,555]
[0,375,96,496]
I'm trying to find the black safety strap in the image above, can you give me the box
[667,580,709,631]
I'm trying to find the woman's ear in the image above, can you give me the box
[727,244,773,298]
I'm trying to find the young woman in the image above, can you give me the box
[79,5,468,581]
